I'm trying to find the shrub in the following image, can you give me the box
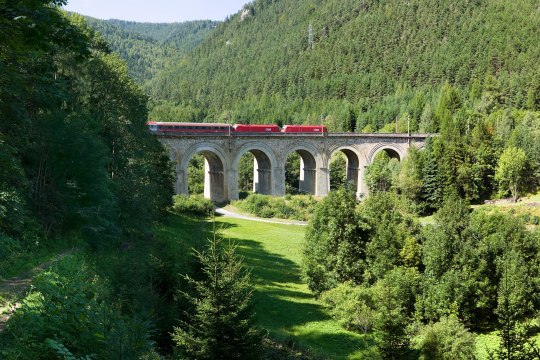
[0,235,22,275]
[321,282,376,333]
[413,316,476,360]
[233,194,318,221]
[0,255,156,359]
[172,195,214,217]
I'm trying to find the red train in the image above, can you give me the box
[233,124,281,133]
[147,122,327,134]
[282,125,327,133]
[146,122,231,133]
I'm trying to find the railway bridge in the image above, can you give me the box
[157,133,433,202]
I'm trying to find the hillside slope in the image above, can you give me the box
[146,0,540,129]
[82,17,218,83]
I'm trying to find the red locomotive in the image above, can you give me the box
[147,122,328,135]
[233,124,281,133]
[282,125,327,133]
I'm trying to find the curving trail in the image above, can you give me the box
[215,207,307,226]
[0,249,76,333]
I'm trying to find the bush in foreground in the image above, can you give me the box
[0,255,155,359]
[172,195,214,217]
[413,316,477,360]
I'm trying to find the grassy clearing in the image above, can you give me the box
[471,192,540,228]
[475,327,540,360]
[155,214,370,359]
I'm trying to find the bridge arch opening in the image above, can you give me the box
[284,149,317,195]
[183,147,227,202]
[234,145,276,197]
[329,147,361,194]
[364,146,403,194]
[368,145,403,165]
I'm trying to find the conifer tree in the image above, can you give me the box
[488,251,540,360]
[173,230,261,360]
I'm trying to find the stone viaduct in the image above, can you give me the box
[157,133,433,202]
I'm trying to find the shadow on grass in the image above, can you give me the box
[218,232,367,359]
[158,215,367,359]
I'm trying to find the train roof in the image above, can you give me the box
[233,124,280,127]
[282,125,326,127]
[148,122,231,126]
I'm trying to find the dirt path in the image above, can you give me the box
[215,207,308,226]
[0,249,76,333]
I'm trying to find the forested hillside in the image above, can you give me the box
[0,1,178,357]
[146,0,540,130]
[82,17,217,83]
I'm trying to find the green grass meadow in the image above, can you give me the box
[155,214,371,359]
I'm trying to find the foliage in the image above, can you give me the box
[397,147,425,204]
[284,152,301,194]
[488,251,540,360]
[172,194,214,217]
[238,153,255,193]
[0,1,173,249]
[172,234,261,359]
[321,282,376,333]
[413,315,477,360]
[0,255,155,359]
[303,189,368,294]
[361,193,424,282]
[145,0,540,134]
[329,153,347,191]
[187,154,205,194]
[83,17,217,84]
[233,193,318,221]
[495,147,528,201]
[365,152,401,193]
[370,268,421,360]
[419,197,540,325]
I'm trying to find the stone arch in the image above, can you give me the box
[328,146,362,194]
[233,142,278,196]
[367,144,404,165]
[282,143,320,195]
[180,143,229,202]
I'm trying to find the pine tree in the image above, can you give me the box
[488,252,540,360]
[422,139,443,210]
[173,229,262,359]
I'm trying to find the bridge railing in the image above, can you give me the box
[153,131,436,138]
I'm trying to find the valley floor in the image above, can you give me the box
[155,214,371,359]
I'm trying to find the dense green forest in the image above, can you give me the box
[305,190,540,359]
[82,17,217,84]
[0,0,178,357]
[145,0,540,129]
[1,0,540,359]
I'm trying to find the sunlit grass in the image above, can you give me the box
[156,214,370,359]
